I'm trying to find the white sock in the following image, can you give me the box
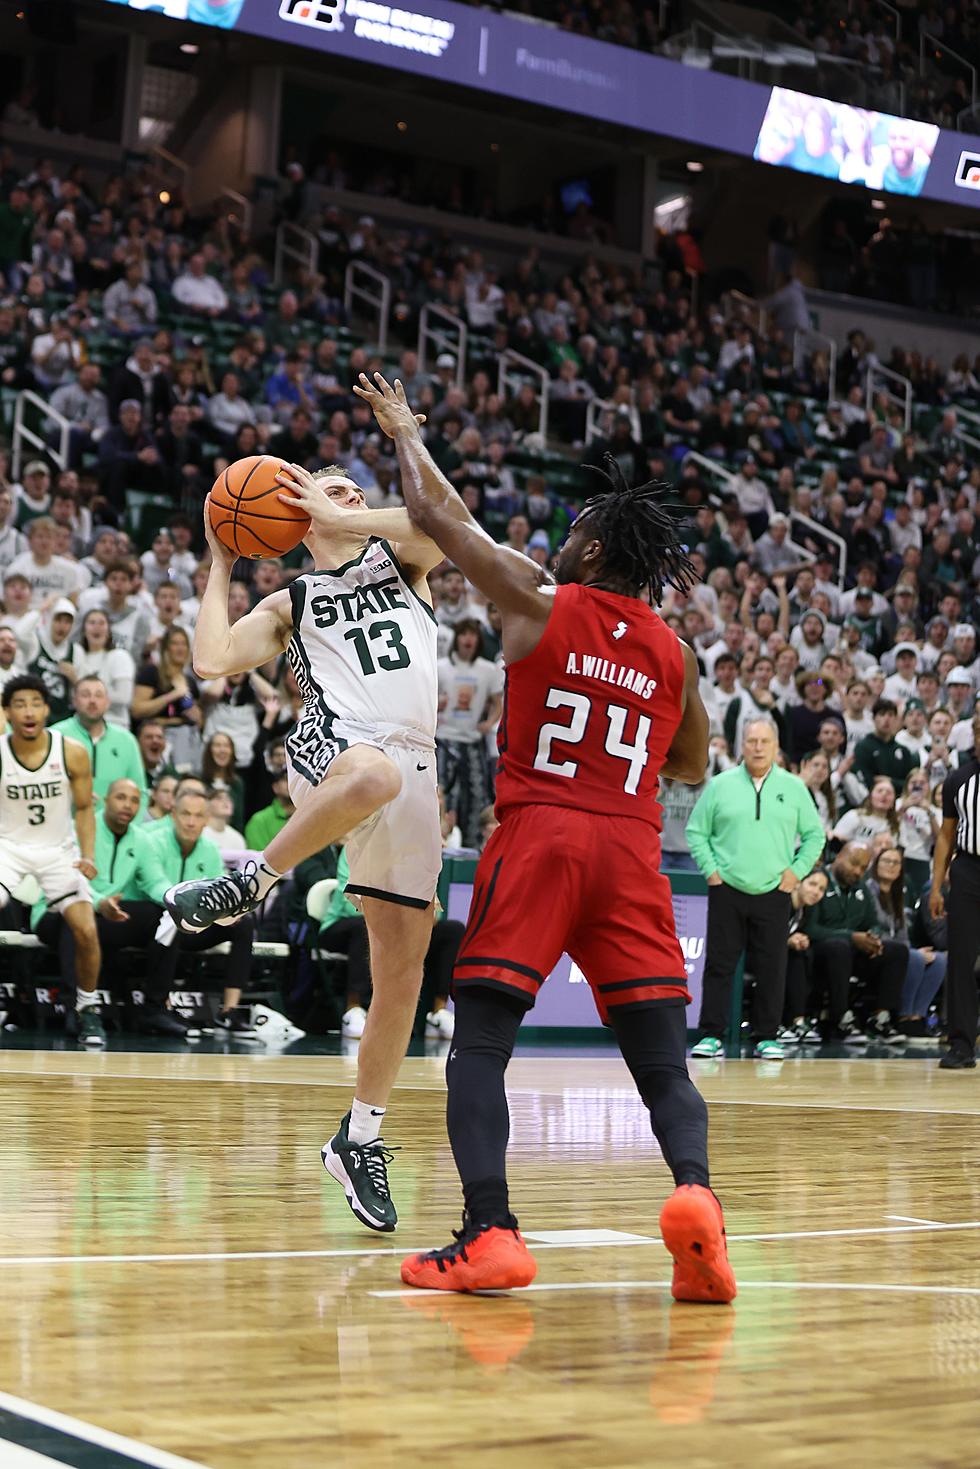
[253,860,281,901]
[348,1098,385,1146]
[76,990,100,1011]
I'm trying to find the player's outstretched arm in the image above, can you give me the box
[660,643,709,784]
[65,737,97,877]
[193,497,293,679]
[354,373,549,618]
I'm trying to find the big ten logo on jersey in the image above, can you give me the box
[309,576,407,627]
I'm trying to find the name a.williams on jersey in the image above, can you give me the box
[310,575,409,628]
[564,652,658,700]
[5,781,65,800]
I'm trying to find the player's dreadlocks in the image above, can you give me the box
[579,454,699,605]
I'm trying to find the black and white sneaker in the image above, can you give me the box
[321,1111,398,1232]
[164,861,264,933]
[213,1007,256,1038]
[77,1004,106,1047]
[837,1010,867,1045]
[866,1014,906,1044]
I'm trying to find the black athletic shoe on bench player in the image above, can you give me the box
[213,1007,256,1038]
[165,863,263,933]
[321,1112,398,1232]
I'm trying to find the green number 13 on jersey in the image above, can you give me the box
[344,620,412,676]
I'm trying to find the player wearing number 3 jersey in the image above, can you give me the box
[0,675,105,1046]
[352,371,736,1307]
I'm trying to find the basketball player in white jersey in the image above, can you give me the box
[0,675,105,1046]
[165,462,444,1231]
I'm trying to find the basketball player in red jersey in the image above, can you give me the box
[353,373,736,1305]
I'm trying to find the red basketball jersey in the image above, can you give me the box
[495,583,687,826]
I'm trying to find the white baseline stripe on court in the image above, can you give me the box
[1,1219,978,1268]
[370,1279,980,1300]
[0,1389,209,1469]
[885,1214,943,1226]
[1,1444,67,1467]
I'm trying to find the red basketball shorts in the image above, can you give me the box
[452,804,690,1023]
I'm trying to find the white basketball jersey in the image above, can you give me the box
[0,730,76,848]
[285,539,438,786]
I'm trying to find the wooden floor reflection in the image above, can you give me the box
[1,1049,979,1467]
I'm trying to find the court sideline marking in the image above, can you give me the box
[0,1218,978,1268]
[370,1279,980,1300]
[0,1389,208,1469]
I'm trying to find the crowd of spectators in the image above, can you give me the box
[0,147,977,1044]
[471,0,980,130]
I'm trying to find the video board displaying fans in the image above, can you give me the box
[754,88,940,198]
[98,0,977,209]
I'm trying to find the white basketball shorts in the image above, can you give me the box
[0,839,91,915]
[287,725,441,909]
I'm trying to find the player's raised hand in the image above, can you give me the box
[353,372,426,439]
[275,463,346,526]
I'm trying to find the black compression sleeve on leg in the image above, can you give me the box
[609,1002,710,1189]
[446,985,525,1224]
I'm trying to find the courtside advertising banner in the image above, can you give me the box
[447,881,707,1029]
[103,0,979,209]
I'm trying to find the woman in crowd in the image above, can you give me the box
[144,772,177,823]
[131,625,202,772]
[71,608,135,728]
[898,767,939,898]
[201,730,246,833]
[868,846,946,1042]
[799,749,836,840]
[436,618,504,850]
[779,867,829,1045]
[200,668,275,771]
[832,777,901,849]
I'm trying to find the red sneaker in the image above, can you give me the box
[659,1185,737,1304]
[401,1216,538,1293]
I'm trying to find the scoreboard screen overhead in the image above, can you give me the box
[103,0,980,209]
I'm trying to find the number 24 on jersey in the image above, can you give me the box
[534,687,650,795]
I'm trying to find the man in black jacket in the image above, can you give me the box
[108,338,170,426]
[155,403,205,505]
[97,400,166,509]
[804,842,908,1043]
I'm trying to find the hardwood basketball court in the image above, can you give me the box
[0,1047,978,1468]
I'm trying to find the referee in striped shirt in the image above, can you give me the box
[931,710,980,1070]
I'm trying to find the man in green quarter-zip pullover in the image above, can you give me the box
[687,718,825,1060]
[36,781,256,1037]
[130,787,257,1035]
[52,676,146,806]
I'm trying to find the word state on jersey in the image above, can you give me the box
[285,537,442,909]
[454,584,691,1021]
[0,731,90,914]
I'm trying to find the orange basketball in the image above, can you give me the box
[208,455,311,559]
